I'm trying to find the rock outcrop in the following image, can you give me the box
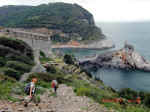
[80,42,150,72]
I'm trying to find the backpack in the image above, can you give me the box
[51,80,58,88]
[24,83,36,95]
[24,83,31,95]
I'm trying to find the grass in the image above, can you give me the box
[40,57,53,64]
[1,55,150,112]
[64,77,150,112]
[38,56,150,112]
[0,81,14,99]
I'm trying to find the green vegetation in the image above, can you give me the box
[63,54,75,65]
[1,47,150,112]
[0,37,35,101]
[0,37,34,80]
[3,68,20,80]
[6,61,32,73]
[40,50,46,58]
[36,55,150,112]
[0,37,34,59]
[0,3,105,43]
[0,74,46,102]
[0,74,18,100]
[118,88,150,108]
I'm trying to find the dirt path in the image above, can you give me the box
[0,84,111,112]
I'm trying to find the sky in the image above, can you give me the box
[0,0,150,22]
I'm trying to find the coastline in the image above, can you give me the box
[52,39,115,50]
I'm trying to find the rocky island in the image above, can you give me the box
[80,41,150,72]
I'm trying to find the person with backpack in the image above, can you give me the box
[51,80,58,93]
[24,78,38,107]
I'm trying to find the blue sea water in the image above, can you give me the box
[95,22,150,92]
[54,22,150,92]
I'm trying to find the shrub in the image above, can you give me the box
[34,95,41,104]
[11,83,24,95]
[3,68,21,80]
[36,86,46,94]
[27,73,54,82]
[6,61,32,73]
[40,57,53,64]
[7,55,34,65]
[63,54,75,65]
[139,91,146,101]
[46,65,57,73]
[0,74,16,82]
[0,45,20,57]
[118,88,138,100]
[0,37,34,59]
[37,81,51,88]
[76,87,91,96]
[27,72,69,85]
[0,57,6,66]
[143,93,150,107]
[0,81,14,99]
[40,50,46,58]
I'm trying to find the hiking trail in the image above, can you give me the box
[0,84,112,112]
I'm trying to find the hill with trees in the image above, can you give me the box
[0,3,105,43]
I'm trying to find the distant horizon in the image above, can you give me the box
[96,20,150,23]
[1,0,150,22]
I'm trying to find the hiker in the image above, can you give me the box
[51,80,58,93]
[24,78,38,107]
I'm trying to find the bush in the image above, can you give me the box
[34,95,41,104]
[11,83,24,95]
[6,61,32,73]
[118,88,138,100]
[0,57,6,66]
[63,54,75,65]
[40,57,53,64]
[0,37,34,59]
[37,81,51,88]
[0,74,16,82]
[0,81,13,99]
[40,50,46,58]
[7,55,34,65]
[76,87,91,96]
[46,65,57,73]
[143,93,150,107]
[27,72,69,85]
[3,68,21,80]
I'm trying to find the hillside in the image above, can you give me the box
[1,51,150,112]
[0,37,34,80]
[0,3,105,43]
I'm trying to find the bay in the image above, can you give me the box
[53,22,150,92]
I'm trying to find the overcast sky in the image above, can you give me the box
[0,0,150,22]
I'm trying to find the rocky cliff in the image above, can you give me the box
[80,42,150,72]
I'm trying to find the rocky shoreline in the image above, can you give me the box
[80,42,150,72]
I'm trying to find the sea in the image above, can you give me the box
[54,22,150,92]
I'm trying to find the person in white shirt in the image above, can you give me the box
[24,78,38,107]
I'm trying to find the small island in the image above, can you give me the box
[80,41,150,72]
